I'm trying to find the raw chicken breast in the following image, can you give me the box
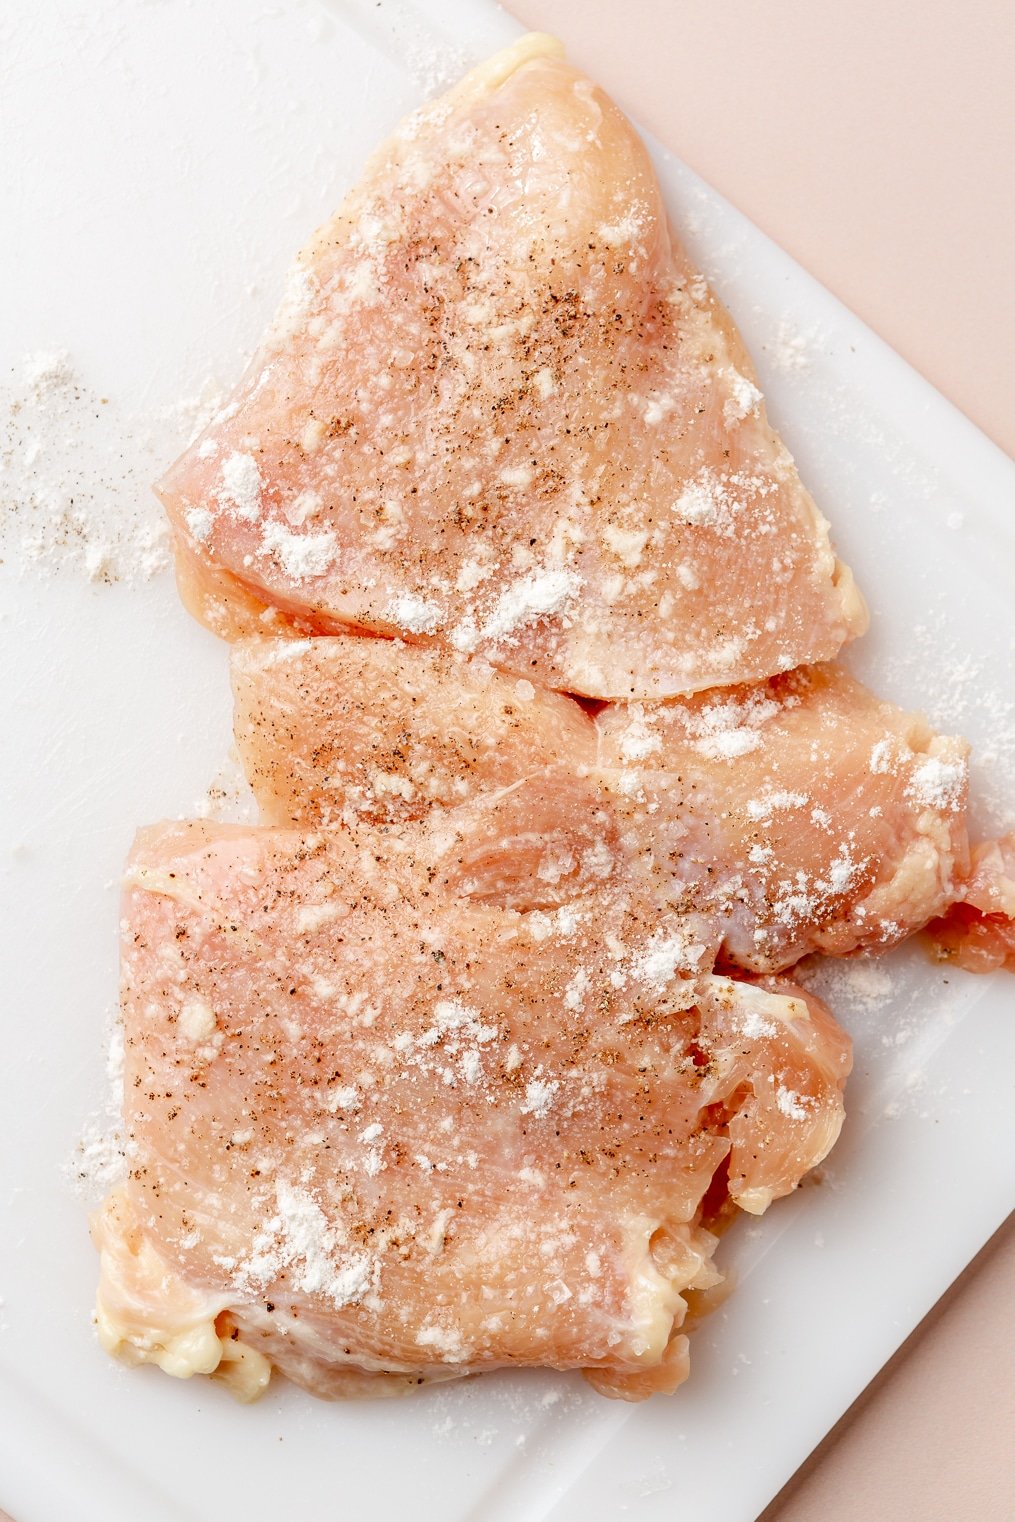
[596,663,970,969]
[926,834,1015,972]
[231,636,970,972]
[231,634,596,827]
[96,819,849,1401]
[157,34,865,698]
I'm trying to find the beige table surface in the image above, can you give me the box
[501,2,1015,1518]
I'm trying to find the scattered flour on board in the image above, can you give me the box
[796,942,981,1122]
[880,628,1015,836]
[424,1366,590,1443]
[362,6,471,98]
[65,1008,126,1200]
[0,350,226,584]
[762,320,830,375]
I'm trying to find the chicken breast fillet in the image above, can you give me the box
[232,636,970,972]
[96,819,850,1401]
[157,34,865,698]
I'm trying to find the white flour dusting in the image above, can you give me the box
[481,568,582,642]
[215,450,263,522]
[260,521,337,580]
[880,633,1015,835]
[763,320,830,375]
[374,9,470,98]
[65,1008,126,1200]
[905,755,968,812]
[385,591,445,634]
[1,351,226,584]
[520,1076,560,1120]
[238,1179,379,1309]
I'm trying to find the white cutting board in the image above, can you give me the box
[1,3,1014,1520]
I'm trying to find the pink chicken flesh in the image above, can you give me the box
[95,818,850,1401]
[232,637,971,972]
[156,34,865,700]
[94,31,1012,1413]
[926,834,1015,972]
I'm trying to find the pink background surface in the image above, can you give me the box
[502,1,1015,1517]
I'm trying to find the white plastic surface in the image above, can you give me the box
[1,3,1014,1520]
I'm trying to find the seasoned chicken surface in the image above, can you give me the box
[233,637,970,971]
[926,834,1015,972]
[96,819,849,1401]
[95,33,1009,1410]
[157,34,865,699]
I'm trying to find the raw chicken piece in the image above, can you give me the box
[232,637,970,972]
[91,1190,272,1402]
[96,818,849,1401]
[231,635,596,827]
[157,34,865,698]
[596,663,970,969]
[416,764,678,915]
[926,834,1015,972]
